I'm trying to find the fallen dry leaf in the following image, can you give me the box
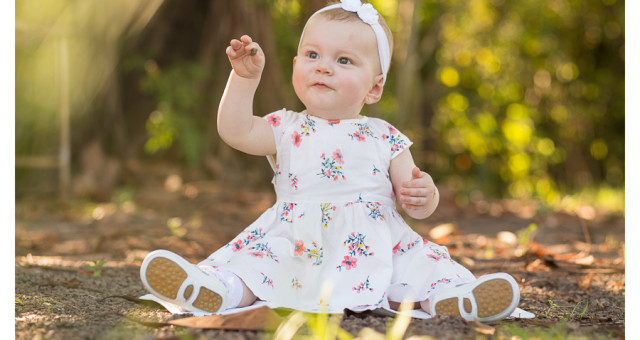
[169,306,283,331]
[578,274,594,291]
[471,320,495,335]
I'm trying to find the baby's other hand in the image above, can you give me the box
[226,35,265,79]
[399,167,438,218]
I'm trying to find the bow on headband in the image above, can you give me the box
[298,0,391,85]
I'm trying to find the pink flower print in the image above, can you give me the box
[294,240,306,256]
[385,123,397,134]
[353,276,374,293]
[392,241,401,254]
[267,114,281,127]
[318,152,346,181]
[341,256,357,270]
[427,254,441,262]
[292,131,302,147]
[328,119,341,126]
[231,239,244,252]
[332,149,344,164]
[289,173,299,190]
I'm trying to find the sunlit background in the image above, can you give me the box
[15,0,624,215]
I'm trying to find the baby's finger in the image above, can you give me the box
[400,187,430,198]
[402,202,426,212]
[400,195,427,206]
[240,35,253,46]
[229,39,243,50]
[411,166,422,180]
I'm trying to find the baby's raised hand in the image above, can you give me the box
[226,35,265,79]
[399,167,438,218]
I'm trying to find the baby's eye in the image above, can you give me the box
[308,51,319,59]
[337,57,352,65]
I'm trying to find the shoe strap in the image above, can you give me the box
[458,292,478,320]
[175,275,201,305]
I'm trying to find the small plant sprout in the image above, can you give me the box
[84,259,106,277]
[15,298,24,306]
[547,299,589,320]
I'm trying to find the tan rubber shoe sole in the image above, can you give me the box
[144,256,223,313]
[434,278,515,319]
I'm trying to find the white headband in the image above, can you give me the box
[297,0,391,85]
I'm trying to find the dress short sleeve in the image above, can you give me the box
[381,122,413,159]
[263,109,299,148]
[263,109,299,171]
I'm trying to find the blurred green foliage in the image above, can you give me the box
[416,0,624,206]
[138,60,209,166]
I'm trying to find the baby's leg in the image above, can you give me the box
[238,277,257,307]
[388,300,420,311]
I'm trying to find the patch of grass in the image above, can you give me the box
[39,294,52,314]
[84,259,106,277]
[546,299,589,321]
[500,321,571,340]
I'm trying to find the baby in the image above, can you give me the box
[140,0,520,322]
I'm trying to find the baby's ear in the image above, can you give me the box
[365,74,385,105]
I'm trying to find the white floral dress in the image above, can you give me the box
[200,109,476,313]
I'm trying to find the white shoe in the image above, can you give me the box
[140,250,229,314]
[429,273,520,322]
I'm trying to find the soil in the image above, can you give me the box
[15,165,625,339]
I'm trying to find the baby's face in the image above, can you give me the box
[293,16,383,120]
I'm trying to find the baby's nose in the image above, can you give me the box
[315,60,333,74]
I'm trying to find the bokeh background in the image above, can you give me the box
[15,0,624,215]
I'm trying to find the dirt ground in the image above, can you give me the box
[15,165,625,339]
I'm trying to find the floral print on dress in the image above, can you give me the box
[426,278,453,296]
[289,173,299,190]
[292,131,302,147]
[320,203,337,228]
[266,113,281,127]
[382,123,408,155]
[273,164,282,184]
[250,243,280,263]
[392,236,423,255]
[343,232,374,257]
[228,228,266,252]
[318,150,346,181]
[345,195,384,221]
[353,276,374,293]
[293,240,306,256]
[281,202,297,223]
[261,272,275,288]
[426,244,455,263]
[291,277,302,290]
[300,114,318,136]
[348,122,377,142]
[304,241,324,266]
[337,256,357,271]
[290,114,319,147]
[328,119,341,126]
[372,165,389,179]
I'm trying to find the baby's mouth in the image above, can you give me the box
[312,82,331,89]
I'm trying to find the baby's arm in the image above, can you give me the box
[217,35,276,156]
[389,149,440,219]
